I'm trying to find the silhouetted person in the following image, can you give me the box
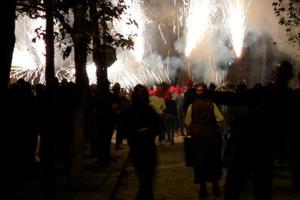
[183,79,197,136]
[57,81,78,185]
[222,82,249,168]
[39,78,61,200]
[183,79,197,114]
[121,84,161,200]
[112,82,130,149]
[185,83,224,199]
[210,60,296,200]
[95,80,115,164]
[163,91,177,144]
[208,82,217,91]
[149,87,166,143]
[173,86,185,136]
[291,71,300,193]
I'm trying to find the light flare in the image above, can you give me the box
[12,16,45,70]
[86,63,97,84]
[113,0,146,62]
[10,0,253,88]
[184,0,216,57]
[223,0,250,58]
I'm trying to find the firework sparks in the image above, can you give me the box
[11,16,46,84]
[184,0,216,57]
[113,0,146,62]
[158,24,167,45]
[11,0,254,88]
[222,0,250,58]
[12,16,45,69]
[107,52,171,88]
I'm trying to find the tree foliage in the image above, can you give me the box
[16,0,135,60]
[272,0,300,48]
[94,0,135,50]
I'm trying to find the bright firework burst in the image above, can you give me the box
[109,0,171,87]
[222,0,251,58]
[184,0,217,57]
[113,0,146,62]
[108,0,167,87]
[10,0,254,88]
[11,16,45,84]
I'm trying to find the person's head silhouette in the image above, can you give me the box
[132,84,149,106]
[273,60,294,84]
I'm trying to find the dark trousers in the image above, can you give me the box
[224,151,273,200]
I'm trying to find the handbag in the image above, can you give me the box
[183,136,193,167]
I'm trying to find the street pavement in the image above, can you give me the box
[114,133,300,200]
[11,132,300,200]
[11,136,130,200]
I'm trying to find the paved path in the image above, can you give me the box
[10,133,300,200]
[114,134,300,200]
[11,140,130,200]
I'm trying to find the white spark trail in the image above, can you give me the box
[184,0,216,57]
[158,24,167,45]
[222,0,251,58]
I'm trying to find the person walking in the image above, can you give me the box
[185,83,224,199]
[121,84,162,200]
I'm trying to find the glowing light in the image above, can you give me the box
[55,66,74,82]
[10,0,253,88]
[107,53,171,88]
[158,24,167,45]
[113,0,146,62]
[184,0,215,56]
[12,16,45,70]
[86,63,97,84]
[223,0,250,58]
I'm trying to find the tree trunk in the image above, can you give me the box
[0,1,17,198]
[88,0,118,164]
[69,0,89,187]
[0,0,17,94]
[45,0,55,86]
[89,0,116,90]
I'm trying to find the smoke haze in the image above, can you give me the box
[11,0,300,87]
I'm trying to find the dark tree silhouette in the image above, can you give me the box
[0,0,17,94]
[273,0,300,51]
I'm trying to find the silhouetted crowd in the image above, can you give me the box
[3,60,300,200]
